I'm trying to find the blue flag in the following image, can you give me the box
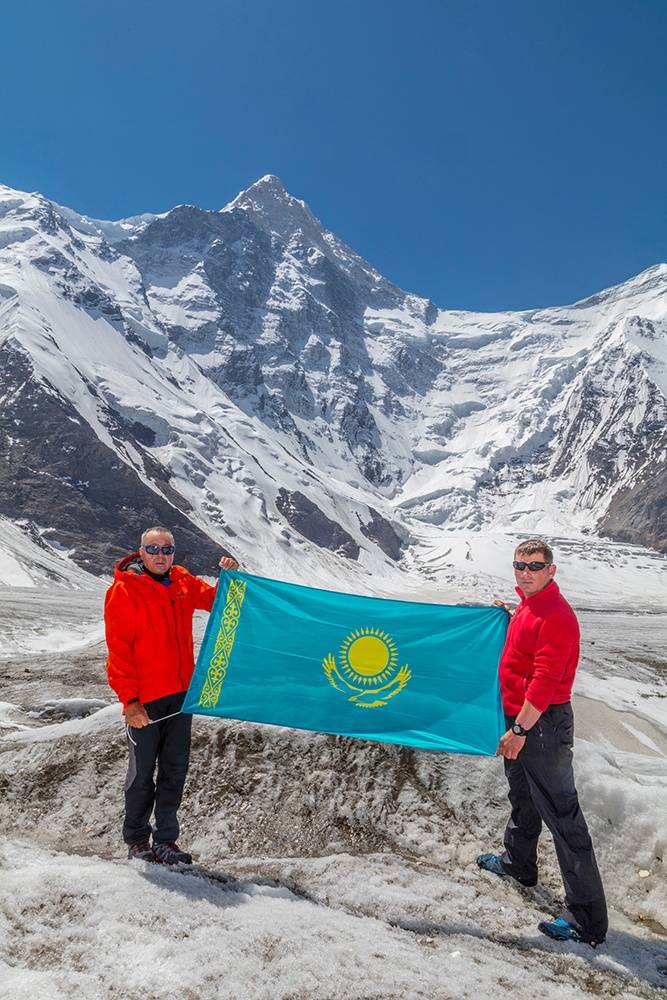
[182,571,507,755]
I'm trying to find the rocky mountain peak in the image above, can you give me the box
[224,174,328,248]
[244,173,289,197]
[228,174,291,208]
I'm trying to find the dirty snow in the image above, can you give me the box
[0,593,666,999]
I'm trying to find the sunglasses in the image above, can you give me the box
[143,544,175,555]
[513,560,551,572]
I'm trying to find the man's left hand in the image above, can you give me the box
[496,730,526,760]
[219,556,240,571]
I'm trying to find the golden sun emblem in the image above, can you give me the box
[323,627,412,709]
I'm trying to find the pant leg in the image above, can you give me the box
[123,721,160,845]
[152,693,192,844]
[501,750,543,885]
[520,704,608,943]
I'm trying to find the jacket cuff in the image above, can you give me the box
[524,684,553,714]
[125,697,140,706]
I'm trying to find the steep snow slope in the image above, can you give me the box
[0,515,100,589]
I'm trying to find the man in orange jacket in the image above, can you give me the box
[477,538,607,947]
[105,525,238,864]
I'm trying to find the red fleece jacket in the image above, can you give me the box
[498,580,580,715]
[104,553,216,707]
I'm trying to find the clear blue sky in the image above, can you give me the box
[2,0,665,310]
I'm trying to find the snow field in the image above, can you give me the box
[575,740,666,929]
[0,584,666,997]
[0,840,664,1000]
[0,583,104,661]
[1,685,666,998]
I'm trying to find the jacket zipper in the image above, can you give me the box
[172,593,187,691]
[158,591,187,692]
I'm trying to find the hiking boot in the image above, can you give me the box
[538,916,580,942]
[152,841,193,865]
[538,916,602,948]
[127,840,154,861]
[476,852,537,887]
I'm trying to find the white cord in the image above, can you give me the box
[125,710,183,746]
[147,710,183,724]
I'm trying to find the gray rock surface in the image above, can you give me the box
[276,489,360,560]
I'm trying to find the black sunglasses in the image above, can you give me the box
[143,544,175,555]
[513,560,551,572]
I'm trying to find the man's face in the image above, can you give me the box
[513,549,556,597]
[141,530,175,575]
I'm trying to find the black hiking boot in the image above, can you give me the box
[127,840,154,861]
[152,841,193,865]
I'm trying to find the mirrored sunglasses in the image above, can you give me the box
[143,544,175,555]
[513,560,550,572]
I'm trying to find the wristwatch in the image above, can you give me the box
[511,722,529,737]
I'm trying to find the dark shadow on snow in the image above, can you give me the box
[138,860,319,909]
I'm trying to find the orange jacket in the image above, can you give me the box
[104,553,216,707]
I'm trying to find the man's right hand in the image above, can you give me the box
[125,702,151,728]
[493,599,514,615]
[219,555,240,571]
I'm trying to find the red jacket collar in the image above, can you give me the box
[113,552,183,582]
[515,579,560,609]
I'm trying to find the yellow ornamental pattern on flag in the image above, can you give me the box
[323,626,412,708]
[199,578,247,708]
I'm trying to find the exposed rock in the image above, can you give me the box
[359,507,405,561]
[599,458,667,552]
[276,489,359,560]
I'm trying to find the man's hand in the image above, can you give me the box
[493,599,514,615]
[219,556,240,571]
[125,702,151,728]
[496,730,526,760]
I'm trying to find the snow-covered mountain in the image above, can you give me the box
[0,176,665,605]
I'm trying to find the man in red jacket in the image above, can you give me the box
[477,538,607,947]
[105,526,238,864]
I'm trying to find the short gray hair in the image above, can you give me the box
[141,526,175,547]
[515,537,553,563]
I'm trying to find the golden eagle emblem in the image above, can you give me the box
[322,627,411,709]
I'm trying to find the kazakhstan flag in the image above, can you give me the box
[182,571,507,755]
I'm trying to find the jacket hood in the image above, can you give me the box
[114,552,143,578]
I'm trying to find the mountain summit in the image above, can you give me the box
[0,177,665,601]
[227,173,293,212]
[224,174,332,250]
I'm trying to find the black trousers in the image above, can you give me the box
[123,691,192,846]
[501,703,608,944]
